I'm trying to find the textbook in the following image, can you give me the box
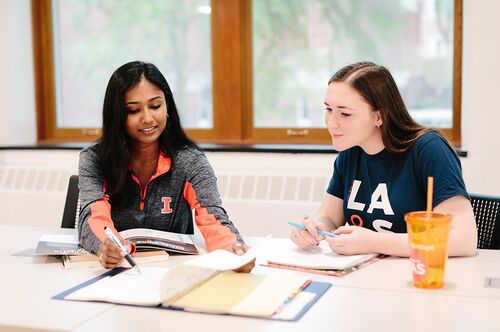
[34,233,89,256]
[35,229,197,256]
[61,250,169,269]
[119,228,198,255]
[265,242,378,274]
[54,247,331,320]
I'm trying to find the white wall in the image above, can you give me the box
[459,0,500,195]
[0,0,498,196]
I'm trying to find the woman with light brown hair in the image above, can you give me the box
[290,62,477,257]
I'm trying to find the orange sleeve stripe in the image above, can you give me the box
[88,199,113,242]
[88,198,136,254]
[184,181,237,252]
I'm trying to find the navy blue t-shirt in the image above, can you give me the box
[327,131,468,233]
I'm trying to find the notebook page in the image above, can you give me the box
[65,266,169,305]
[184,237,269,270]
[266,242,377,270]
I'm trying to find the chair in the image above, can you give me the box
[470,193,500,249]
[61,175,80,228]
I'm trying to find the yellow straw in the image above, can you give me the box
[427,176,434,214]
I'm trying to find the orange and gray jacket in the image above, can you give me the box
[77,142,242,254]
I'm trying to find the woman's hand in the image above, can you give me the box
[325,225,376,255]
[290,216,328,250]
[97,238,132,269]
[228,242,255,273]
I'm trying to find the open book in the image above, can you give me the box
[54,246,331,320]
[265,242,378,275]
[35,228,197,256]
[119,228,198,255]
[62,250,169,269]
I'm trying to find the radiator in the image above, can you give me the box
[0,150,334,237]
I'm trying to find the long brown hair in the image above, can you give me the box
[329,62,431,153]
[99,61,199,208]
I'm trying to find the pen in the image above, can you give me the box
[288,221,338,238]
[104,227,141,274]
[274,279,312,315]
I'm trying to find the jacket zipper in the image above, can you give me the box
[132,176,155,211]
[131,155,170,210]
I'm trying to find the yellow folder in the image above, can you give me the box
[170,271,309,317]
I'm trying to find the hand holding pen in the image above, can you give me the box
[289,216,337,250]
[97,227,140,273]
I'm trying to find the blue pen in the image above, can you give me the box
[288,221,338,238]
[104,227,141,274]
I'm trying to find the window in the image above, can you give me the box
[33,0,214,141]
[32,0,462,146]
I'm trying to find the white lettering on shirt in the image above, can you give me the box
[347,180,366,211]
[373,219,394,233]
[367,183,394,215]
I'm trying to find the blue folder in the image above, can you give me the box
[53,267,331,321]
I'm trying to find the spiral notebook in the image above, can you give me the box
[265,242,379,275]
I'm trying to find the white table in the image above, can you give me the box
[1,225,500,332]
[0,225,114,331]
[74,285,500,332]
[255,238,500,300]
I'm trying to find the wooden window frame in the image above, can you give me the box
[32,0,462,146]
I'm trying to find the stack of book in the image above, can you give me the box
[34,228,199,268]
[62,249,168,268]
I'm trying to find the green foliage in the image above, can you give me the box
[57,0,211,124]
[252,0,404,127]
[55,0,454,129]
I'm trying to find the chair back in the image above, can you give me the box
[61,175,80,228]
[470,193,500,249]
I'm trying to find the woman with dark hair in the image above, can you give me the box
[79,61,253,270]
[290,62,477,257]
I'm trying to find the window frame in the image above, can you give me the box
[32,0,462,146]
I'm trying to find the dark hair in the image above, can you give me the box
[329,62,432,153]
[99,61,199,208]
